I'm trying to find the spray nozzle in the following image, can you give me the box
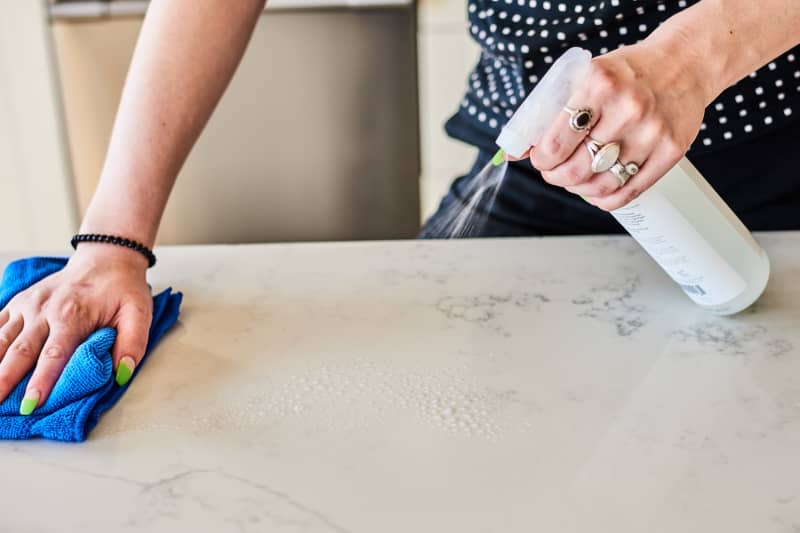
[495,47,593,158]
[491,148,506,167]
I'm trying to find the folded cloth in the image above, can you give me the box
[0,257,182,442]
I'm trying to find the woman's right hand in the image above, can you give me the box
[0,245,153,415]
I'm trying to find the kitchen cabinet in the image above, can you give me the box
[0,1,76,251]
[52,1,420,244]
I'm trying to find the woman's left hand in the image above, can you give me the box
[527,31,714,211]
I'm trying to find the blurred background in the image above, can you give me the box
[0,0,481,251]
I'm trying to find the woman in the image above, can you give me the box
[0,0,798,415]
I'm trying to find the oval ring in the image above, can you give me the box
[586,139,621,173]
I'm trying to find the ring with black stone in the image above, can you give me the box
[563,106,593,132]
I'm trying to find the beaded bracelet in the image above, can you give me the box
[70,233,157,268]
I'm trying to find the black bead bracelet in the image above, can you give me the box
[70,233,157,268]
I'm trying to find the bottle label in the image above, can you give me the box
[612,191,746,306]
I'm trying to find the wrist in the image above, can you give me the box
[645,17,727,107]
[70,241,150,273]
[81,200,158,250]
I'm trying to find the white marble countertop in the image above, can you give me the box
[2,233,799,532]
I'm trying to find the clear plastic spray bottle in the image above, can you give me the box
[496,48,770,315]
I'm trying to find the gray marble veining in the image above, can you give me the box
[1,233,799,532]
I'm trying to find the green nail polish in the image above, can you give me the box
[491,148,506,166]
[116,359,134,386]
[20,391,40,416]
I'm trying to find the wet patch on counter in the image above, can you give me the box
[164,356,541,442]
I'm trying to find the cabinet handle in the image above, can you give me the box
[49,0,412,19]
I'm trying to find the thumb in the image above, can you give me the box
[112,303,152,386]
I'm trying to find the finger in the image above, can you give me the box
[0,321,48,409]
[0,309,10,329]
[112,303,152,387]
[530,98,600,172]
[565,163,627,198]
[0,315,23,363]
[539,99,630,190]
[0,316,24,401]
[586,141,683,212]
[541,141,597,189]
[24,327,83,409]
[566,125,657,198]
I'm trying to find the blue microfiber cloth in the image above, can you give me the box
[0,257,182,442]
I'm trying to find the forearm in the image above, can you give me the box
[650,0,800,105]
[81,0,266,248]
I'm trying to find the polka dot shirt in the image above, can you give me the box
[457,0,800,154]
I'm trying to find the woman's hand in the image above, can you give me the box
[527,29,714,211]
[0,245,153,415]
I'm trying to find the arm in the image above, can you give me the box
[528,0,800,211]
[670,0,800,100]
[0,0,265,413]
[83,0,267,247]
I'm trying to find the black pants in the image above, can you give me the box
[421,117,800,237]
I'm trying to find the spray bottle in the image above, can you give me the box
[495,48,770,315]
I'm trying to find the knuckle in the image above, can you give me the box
[595,181,618,196]
[534,140,563,170]
[661,134,686,159]
[625,93,650,122]
[589,63,617,95]
[562,164,590,186]
[622,187,643,206]
[0,331,15,347]
[56,299,86,324]
[56,300,89,324]
[26,287,48,308]
[41,344,67,362]
[10,340,38,362]
[126,302,153,322]
[0,374,13,393]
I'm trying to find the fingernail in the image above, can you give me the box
[116,356,135,386]
[19,389,40,416]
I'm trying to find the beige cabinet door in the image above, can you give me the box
[52,8,420,245]
[0,0,77,251]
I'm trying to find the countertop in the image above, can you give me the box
[2,234,799,532]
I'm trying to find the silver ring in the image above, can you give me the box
[563,106,593,132]
[585,138,621,173]
[609,160,641,187]
[624,162,640,176]
[609,162,631,186]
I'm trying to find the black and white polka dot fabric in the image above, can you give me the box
[458,0,800,154]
